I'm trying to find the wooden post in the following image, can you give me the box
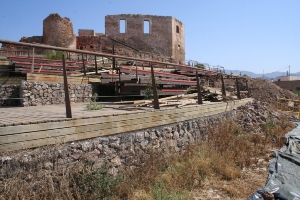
[82,54,86,76]
[118,62,121,96]
[31,47,35,73]
[246,80,250,98]
[196,70,203,104]
[221,74,226,96]
[135,63,138,81]
[94,55,98,75]
[102,56,105,66]
[112,44,115,70]
[150,62,160,109]
[62,54,72,118]
[236,78,241,99]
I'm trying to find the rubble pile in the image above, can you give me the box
[236,100,294,133]
[246,77,299,103]
[215,76,299,103]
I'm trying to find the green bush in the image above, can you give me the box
[142,78,161,100]
[294,91,300,97]
[74,163,120,199]
[152,180,189,200]
[45,51,63,60]
[86,93,104,110]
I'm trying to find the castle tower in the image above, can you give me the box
[105,14,185,63]
[43,13,76,49]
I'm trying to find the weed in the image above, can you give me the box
[86,93,104,110]
[74,163,121,199]
[45,51,63,60]
[152,178,189,200]
[293,90,300,97]
[142,78,161,100]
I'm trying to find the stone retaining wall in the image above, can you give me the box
[0,111,233,176]
[0,84,20,107]
[20,80,92,106]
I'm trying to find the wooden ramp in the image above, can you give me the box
[0,98,252,152]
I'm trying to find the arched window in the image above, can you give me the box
[176,25,180,34]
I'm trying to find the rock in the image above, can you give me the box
[44,162,53,170]
[173,131,180,139]
[70,151,83,160]
[111,156,122,166]
[135,132,144,142]
[0,156,12,164]
[140,140,149,149]
[83,150,100,162]
[81,142,92,152]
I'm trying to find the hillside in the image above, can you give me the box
[225,69,300,80]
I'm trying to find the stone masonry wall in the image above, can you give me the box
[105,14,185,63]
[76,36,102,52]
[0,84,20,107]
[20,80,92,106]
[172,17,185,63]
[19,36,43,44]
[78,29,95,36]
[43,13,76,49]
[0,111,233,176]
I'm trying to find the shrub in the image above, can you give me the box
[142,78,161,100]
[45,51,63,60]
[74,163,121,199]
[86,93,104,110]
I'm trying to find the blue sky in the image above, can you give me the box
[0,0,299,74]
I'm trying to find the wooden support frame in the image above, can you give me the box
[221,74,226,96]
[246,80,250,98]
[82,54,86,76]
[31,47,34,73]
[236,78,241,99]
[62,54,72,118]
[150,62,160,109]
[94,55,98,75]
[112,43,116,70]
[196,70,203,104]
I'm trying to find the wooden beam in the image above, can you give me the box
[151,62,160,109]
[62,54,72,118]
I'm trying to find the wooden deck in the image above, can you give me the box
[0,98,253,152]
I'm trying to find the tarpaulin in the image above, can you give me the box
[248,122,300,200]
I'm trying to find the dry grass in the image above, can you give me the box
[111,115,294,199]
[0,114,295,200]
[0,158,119,200]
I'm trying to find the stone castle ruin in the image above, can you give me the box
[4,13,185,63]
[43,13,76,49]
[105,14,185,62]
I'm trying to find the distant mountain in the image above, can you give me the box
[225,70,300,80]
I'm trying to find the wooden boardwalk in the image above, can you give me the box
[0,99,253,152]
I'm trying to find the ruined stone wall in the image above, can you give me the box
[76,36,103,52]
[43,13,76,49]
[0,111,232,176]
[0,84,20,107]
[172,18,185,63]
[20,81,92,106]
[19,36,43,44]
[75,35,169,61]
[105,14,185,63]
[78,29,95,36]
